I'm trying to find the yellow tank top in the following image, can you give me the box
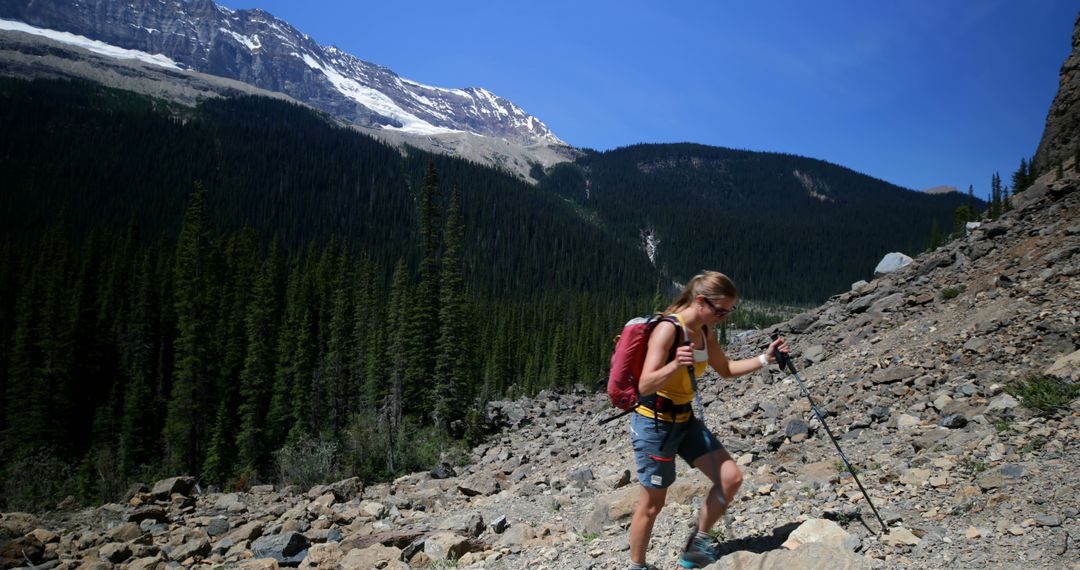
[636,314,707,423]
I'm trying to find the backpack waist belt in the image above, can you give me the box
[636,393,693,423]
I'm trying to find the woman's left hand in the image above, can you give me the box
[766,336,789,363]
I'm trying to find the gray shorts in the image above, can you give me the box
[630,412,725,489]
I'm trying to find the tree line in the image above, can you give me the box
[538,143,978,304]
[0,166,661,510]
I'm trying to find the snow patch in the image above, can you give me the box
[0,18,181,69]
[300,53,461,136]
[641,227,660,266]
[219,27,261,51]
[793,169,834,202]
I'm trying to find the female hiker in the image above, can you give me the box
[628,271,787,570]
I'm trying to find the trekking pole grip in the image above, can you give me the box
[769,333,792,373]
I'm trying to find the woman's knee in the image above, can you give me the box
[723,465,743,489]
[637,492,667,518]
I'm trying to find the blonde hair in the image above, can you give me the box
[664,271,738,314]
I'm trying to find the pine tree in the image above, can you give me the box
[988,173,1002,220]
[404,164,442,415]
[1012,158,1029,194]
[929,219,942,250]
[433,185,472,434]
[164,185,215,475]
[203,399,233,486]
[382,259,410,473]
[119,250,160,476]
[266,254,301,445]
[651,280,665,313]
[1057,161,1065,180]
[547,324,567,389]
[236,243,281,476]
[322,251,354,434]
[953,205,972,236]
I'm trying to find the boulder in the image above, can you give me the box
[874,252,913,276]
[251,532,310,566]
[0,535,44,567]
[151,476,196,499]
[1046,349,1080,381]
[780,519,853,550]
[423,531,481,561]
[716,541,870,569]
[339,544,408,570]
[169,537,210,562]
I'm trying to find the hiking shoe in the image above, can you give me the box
[677,531,719,568]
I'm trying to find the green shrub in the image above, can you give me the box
[0,447,78,511]
[1021,436,1048,454]
[274,435,344,490]
[957,456,988,475]
[940,285,966,300]
[1004,375,1080,417]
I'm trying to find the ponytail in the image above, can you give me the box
[664,271,738,314]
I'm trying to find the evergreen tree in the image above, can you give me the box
[321,251,354,435]
[547,324,567,389]
[988,173,1002,220]
[382,259,410,472]
[929,219,942,250]
[352,257,385,410]
[433,185,472,434]
[1057,161,1065,180]
[953,205,972,236]
[1011,158,1029,194]
[118,250,161,476]
[202,399,233,486]
[164,185,216,475]
[404,164,442,415]
[236,243,282,475]
[266,254,302,446]
[651,280,665,313]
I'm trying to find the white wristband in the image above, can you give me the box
[758,353,769,368]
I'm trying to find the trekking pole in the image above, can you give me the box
[770,334,888,536]
[685,338,727,511]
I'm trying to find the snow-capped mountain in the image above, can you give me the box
[0,0,572,176]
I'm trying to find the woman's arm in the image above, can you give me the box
[707,332,787,378]
[638,321,694,395]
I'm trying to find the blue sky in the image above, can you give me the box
[220,0,1076,199]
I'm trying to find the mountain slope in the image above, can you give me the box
[0,0,575,179]
[1034,10,1080,175]
[540,144,980,303]
[5,173,1077,569]
[0,77,656,299]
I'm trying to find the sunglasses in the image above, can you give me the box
[702,297,736,317]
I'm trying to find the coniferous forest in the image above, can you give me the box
[0,78,974,509]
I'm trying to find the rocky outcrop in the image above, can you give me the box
[1034,10,1080,175]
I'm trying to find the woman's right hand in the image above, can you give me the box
[674,344,695,367]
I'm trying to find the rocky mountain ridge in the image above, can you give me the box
[1035,11,1080,174]
[0,0,575,180]
[2,160,1078,570]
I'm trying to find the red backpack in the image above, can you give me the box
[602,314,682,423]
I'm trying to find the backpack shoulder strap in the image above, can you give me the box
[654,315,685,361]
